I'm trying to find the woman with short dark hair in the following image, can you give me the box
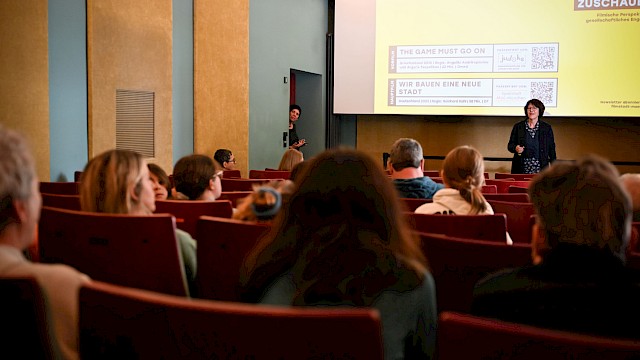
[508,98,557,174]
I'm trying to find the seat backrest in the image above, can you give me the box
[38,206,188,296]
[508,185,529,193]
[248,169,291,180]
[437,311,640,360]
[0,278,55,358]
[401,198,433,211]
[154,199,233,238]
[218,191,252,207]
[494,172,535,181]
[426,171,488,179]
[80,281,384,360]
[221,178,271,191]
[485,179,531,193]
[418,232,532,312]
[407,213,507,242]
[487,200,536,244]
[74,171,83,182]
[482,193,530,203]
[196,216,270,301]
[221,169,242,178]
[41,193,81,211]
[39,181,80,195]
[628,251,640,271]
[481,184,497,193]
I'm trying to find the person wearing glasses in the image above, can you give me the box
[173,154,224,201]
[214,148,237,171]
[508,98,557,174]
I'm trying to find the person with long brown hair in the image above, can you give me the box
[241,147,437,360]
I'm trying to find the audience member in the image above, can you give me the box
[621,173,640,222]
[415,145,490,215]
[0,125,89,360]
[232,180,294,222]
[79,149,197,290]
[241,147,437,359]
[173,154,223,200]
[288,160,308,183]
[213,149,237,171]
[148,163,171,200]
[415,146,513,244]
[277,148,304,171]
[388,138,444,199]
[472,154,640,339]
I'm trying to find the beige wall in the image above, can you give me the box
[357,115,640,175]
[0,1,50,180]
[194,0,249,177]
[87,0,173,171]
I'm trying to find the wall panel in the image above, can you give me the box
[87,0,173,171]
[194,0,249,175]
[357,116,640,175]
[0,1,50,180]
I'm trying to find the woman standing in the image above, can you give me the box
[508,99,557,174]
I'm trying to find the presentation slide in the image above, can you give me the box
[334,0,640,117]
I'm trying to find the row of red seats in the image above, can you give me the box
[10,274,637,359]
[30,211,640,358]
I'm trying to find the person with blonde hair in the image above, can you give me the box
[0,125,89,359]
[416,145,491,215]
[79,149,197,289]
[241,148,437,359]
[277,148,304,171]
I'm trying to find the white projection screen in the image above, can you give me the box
[334,0,640,117]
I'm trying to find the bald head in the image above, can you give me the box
[621,173,640,220]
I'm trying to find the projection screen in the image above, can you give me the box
[334,0,640,117]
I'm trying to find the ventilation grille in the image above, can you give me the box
[116,89,155,157]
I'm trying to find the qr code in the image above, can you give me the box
[531,47,556,70]
[531,81,555,104]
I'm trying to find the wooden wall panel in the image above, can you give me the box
[194,0,249,176]
[87,0,173,171]
[357,115,640,175]
[0,1,50,180]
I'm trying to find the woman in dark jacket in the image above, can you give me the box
[508,98,557,174]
